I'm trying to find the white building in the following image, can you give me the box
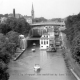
[40,33,50,49]
[44,26,54,32]
[19,35,27,50]
[0,17,7,23]
[40,32,55,49]
[24,16,32,24]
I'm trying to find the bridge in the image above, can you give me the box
[31,21,65,26]
[20,21,65,49]
[26,37,55,40]
[26,37,40,40]
[29,21,65,37]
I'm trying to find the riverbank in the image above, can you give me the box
[12,48,26,61]
[62,47,80,80]
[62,33,80,80]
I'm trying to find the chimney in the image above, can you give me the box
[13,8,15,18]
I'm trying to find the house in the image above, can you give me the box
[40,32,55,49]
[45,26,54,32]
[23,15,32,24]
[23,3,34,24]
[40,33,50,49]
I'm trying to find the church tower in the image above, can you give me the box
[31,3,34,19]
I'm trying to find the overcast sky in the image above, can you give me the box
[0,0,80,19]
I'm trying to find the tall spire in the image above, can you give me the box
[32,3,34,11]
[31,3,34,19]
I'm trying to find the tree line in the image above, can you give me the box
[65,13,80,64]
[0,17,31,80]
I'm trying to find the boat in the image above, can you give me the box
[46,47,56,52]
[31,49,36,52]
[33,43,36,46]
[34,64,41,72]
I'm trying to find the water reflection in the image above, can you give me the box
[40,50,48,67]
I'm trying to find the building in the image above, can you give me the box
[40,32,55,49]
[38,26,47,36]
[23,15,32,24]
[19,35,27,50]
[8,13,23,18]
[44,26,54,32]
[23,3,34,24]
[13,8,15,17]
[6,3,35,24]
[40,33,50,49]
[0,17,7,23]
[31,3,34,19]
[8,8,23,18]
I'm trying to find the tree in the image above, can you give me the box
[0,17,32,80]
[0,33,18,80]
[71,34,80,63]
[5,17,31,35]
[6,31,20,48]
[0,17,31,35]
[65,13,80,45]
[33,17,47,23]
[65,13,80,64]
[0,23,11,35]
[0,60,9,80]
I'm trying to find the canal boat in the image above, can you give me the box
[31,49,36,52]
[46,47,56,52]
[33,43,36,46]
[34,64,41,72]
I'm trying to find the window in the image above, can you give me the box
[45,40,47,44]
[47,41,48,44]
[44,41,45,45]
[47,46,48,47]
[41,41,43,44]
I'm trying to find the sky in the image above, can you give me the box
[0,0,80,19]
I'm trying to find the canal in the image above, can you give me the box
[8,45,77,80]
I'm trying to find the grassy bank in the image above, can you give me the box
[62,37,80,78]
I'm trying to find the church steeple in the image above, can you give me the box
[31,3,34,19]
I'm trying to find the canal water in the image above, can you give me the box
[8,46,77,80]
[8,32,77,80]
